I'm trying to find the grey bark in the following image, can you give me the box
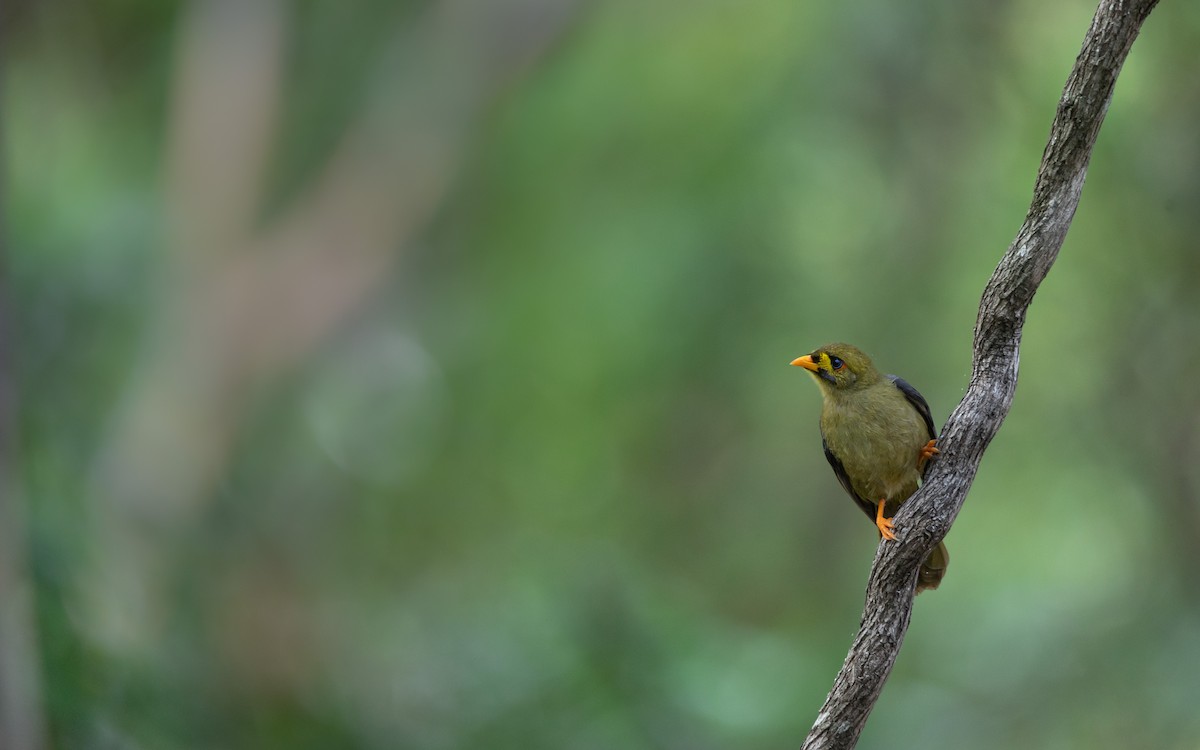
[800,1,1161,748]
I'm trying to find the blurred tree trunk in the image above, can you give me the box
[0,74,47,750]
[79,0,584,657]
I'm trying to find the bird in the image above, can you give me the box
[791,342,948,593]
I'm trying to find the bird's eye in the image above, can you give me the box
[830,356,844,371]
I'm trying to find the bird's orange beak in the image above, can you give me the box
[791,354,820,372]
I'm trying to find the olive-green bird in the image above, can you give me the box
[791,342,948,593]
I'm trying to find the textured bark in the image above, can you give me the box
[800,1,1160,748]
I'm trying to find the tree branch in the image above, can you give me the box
[800,1,1160,748]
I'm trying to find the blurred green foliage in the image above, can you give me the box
[8,0,1200,748]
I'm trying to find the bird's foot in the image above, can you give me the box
[917,439,940,471]
[875,500,896,541]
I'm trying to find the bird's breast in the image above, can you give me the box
[820,391,926,503]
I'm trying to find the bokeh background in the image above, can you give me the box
[7,0,1200,748]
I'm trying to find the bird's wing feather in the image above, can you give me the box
[822,436,878,522]
[888,374,938,477]
[887,375,936,440]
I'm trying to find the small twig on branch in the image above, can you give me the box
[800,1,1160,748]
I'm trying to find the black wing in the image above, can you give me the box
[822,436,878,522]
[887,374,938,476]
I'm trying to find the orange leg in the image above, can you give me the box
[917,439,940,471]
[875,500,896,541]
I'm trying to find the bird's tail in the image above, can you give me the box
[916,541,949,594]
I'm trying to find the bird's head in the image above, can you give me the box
[791,342,881,392]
